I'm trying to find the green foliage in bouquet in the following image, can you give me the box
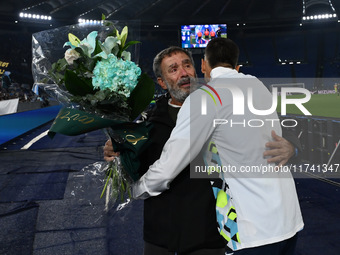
[42,17,155,203]
[48,17,154,120]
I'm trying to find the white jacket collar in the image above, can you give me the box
[210,67,237,79]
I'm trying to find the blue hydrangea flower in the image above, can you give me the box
[92,54,141,97]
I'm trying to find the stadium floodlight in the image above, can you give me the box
[302,0,338,24]
[78,18,103,25]
[19,12,52,22]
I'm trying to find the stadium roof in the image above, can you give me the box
[1,0,339,32]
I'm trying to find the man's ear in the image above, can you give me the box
[157,77,168,90]
[201,59,206,74]
[235,65,241,72]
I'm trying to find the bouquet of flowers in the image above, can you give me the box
[32,19,154,207]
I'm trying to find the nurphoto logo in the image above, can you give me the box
[200,84,312,128]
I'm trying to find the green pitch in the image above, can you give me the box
[277,93,340,119]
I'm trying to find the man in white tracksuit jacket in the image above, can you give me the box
[133,38,304,254]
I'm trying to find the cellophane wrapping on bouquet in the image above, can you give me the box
[31,20,155,211]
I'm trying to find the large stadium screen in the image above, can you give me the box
[181,24,227,49]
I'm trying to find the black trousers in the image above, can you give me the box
[227,233,298,255]
[143,242,225,255]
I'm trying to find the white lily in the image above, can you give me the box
[118,26,128,47]
[121,51,131,61]
[96,36,121,59]
[79,31,98,57]
[63,31,98,57]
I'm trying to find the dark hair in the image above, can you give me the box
[153,46,195,78]
[205,38,239,69]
